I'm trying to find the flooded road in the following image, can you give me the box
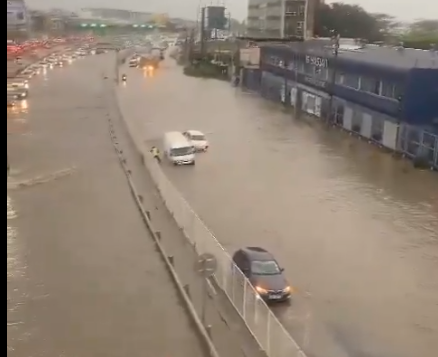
[7,54,205,357]
[118,58,438,357]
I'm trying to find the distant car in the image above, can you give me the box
[7,86,28,100]
[20,68,36,78]
[183,130,209,152]
[232,247,292,302]
[7,97,17,107]
[129,58,138,67]
[7,78,29,89]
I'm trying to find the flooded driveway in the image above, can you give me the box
[118,58,438,357]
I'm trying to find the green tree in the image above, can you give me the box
[401,19,438,49]
[408,19,438,36]
[314,2,386,41]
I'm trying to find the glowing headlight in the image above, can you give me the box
[255,286,268,294]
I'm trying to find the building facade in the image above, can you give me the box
[247,0,318,39]
[78,8,156,24]
[7,0,29,38]
[239,41,438,169]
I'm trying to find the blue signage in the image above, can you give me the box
[298,73,328,90]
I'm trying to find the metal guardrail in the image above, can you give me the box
[140,152,306,357]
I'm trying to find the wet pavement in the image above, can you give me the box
[7,54,205,357]
[117,58,438,357]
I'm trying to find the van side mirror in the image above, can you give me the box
[280,267,285,272]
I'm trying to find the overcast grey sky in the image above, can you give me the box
[25,0,437,22]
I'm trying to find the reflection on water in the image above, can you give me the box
[7,195,27,353]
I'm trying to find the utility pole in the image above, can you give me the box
[326,33,340,124]
[200,7,206,58]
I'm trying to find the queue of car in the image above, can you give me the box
[7,46,91,109]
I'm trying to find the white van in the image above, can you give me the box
[163,132,195,165]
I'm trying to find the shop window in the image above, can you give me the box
[371,114,384,141]
[351,109,362,132]
[334,104,345,125]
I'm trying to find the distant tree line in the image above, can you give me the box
[314,2,438,50]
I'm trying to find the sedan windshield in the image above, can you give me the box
[251,260,281,275]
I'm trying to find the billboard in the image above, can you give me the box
[7,0,28,29]
[206,6,227,31]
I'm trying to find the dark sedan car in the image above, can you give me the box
[232,247,292,302]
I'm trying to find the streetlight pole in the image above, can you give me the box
[326,33,340,124]
[200,7,206,58]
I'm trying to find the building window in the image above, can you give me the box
[360,77,381,95]
[381,81,404,100]
[343,74,360,89]
[297,21,304,29]
[335,73,344,84]
[299,5,306,15]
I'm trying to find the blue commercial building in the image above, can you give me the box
[240,40,438,169]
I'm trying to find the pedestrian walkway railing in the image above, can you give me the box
[142,153,306,357]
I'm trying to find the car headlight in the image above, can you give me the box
[283,286,292,293]
[255,286,268,294]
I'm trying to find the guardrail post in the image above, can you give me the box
[168,255,174,266]
[145,210,151,220]
[155,231,161,240]
[184,284,191,298]
[266,313,271,355]
[206,325,212,338]
[242,280,247,319]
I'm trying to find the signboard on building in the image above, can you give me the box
[7,0,28,29]
[240,47,260,68]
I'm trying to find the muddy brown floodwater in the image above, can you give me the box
[118,57,438,357]
[7,54,205,357]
